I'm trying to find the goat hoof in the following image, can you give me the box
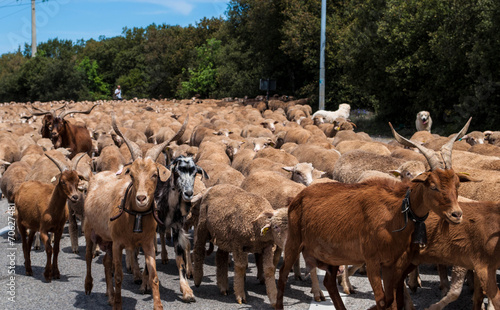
[25,269,33,276]
[53,271,61,279]
[182,296,195,303]
[73,249,79,254]
[34,246,40,251]
[294,275,304,281]
[85,282,93,295]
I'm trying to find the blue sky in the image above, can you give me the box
[0,0,230,55]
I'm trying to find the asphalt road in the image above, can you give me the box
[0,197,498,310]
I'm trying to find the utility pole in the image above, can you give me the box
[318,0,326,110]
[31,0,36,57]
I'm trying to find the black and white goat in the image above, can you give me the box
[155,155,208,302]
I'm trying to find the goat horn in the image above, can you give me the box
[389,122,444,170]
[20,108,55,120]
[145,114,189,161]
[111,113,143,161]
[72,153,87,171]
[58,103,98,120]
[440,117,472,169]
[45,153,69,173]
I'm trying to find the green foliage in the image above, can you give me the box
[178,38,221,98]
[76,56,109,100]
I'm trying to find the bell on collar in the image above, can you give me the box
[412,221,427,247]
[133,214,143,233]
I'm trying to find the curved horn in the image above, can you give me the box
[389,122,444,170]
[145,114,189,161]
[72,153,87,171]
[32,103,66,113]
[111,113,143,161]
[440,117,472,169]
[45,153,69,173]
[58,103,98,120]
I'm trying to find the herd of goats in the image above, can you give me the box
[0,97,499,310]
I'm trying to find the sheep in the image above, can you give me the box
[196,160,245,187]
[0,161,31,203]
[275,119,474,310]
[83,114,187,310]
[415,111,433,132]
[332,150,406,183]
[290,144,340,178]
[467,143,500,157]
[484,130,500,146]
[462,131,486,146]
[335,140,392,156]
[194,140,231,166]
[15,153,86,282]
[312,103,351,123]
[94,145,127,172]
[193,184,288,307]
[154,155,208,302]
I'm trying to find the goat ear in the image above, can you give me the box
[197,166,209,180]
[282,166,293,172]
[157,165,170,182]
[389,170,401,177]
[411,172,429,183]
[260,223,271,236]
[457,172,481,183]
[78,173,89,182]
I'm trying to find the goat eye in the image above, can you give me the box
[430,183,438,191]
[152,174,158,179]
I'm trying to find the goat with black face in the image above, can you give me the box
[155,155,208,302]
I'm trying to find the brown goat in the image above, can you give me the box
[83,114,187,310]
[405,201,500,310]
[275,119,474,310]
[23,104,97,158]
[15,152,85,282]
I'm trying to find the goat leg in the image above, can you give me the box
[51,228,63,279]
[407,266,422,292]
[84,232,94,295]
[143,243,164,310]
[104,249,114,305]
[474,266,500,310]
[437,264,451,296]
[184,242,193,279]
[68,212,79,253]
[160,230,168,264]
[19,223,33,276]
[426,266,467,310]
[309,267,325,301]
[276,237,302,309]
[323,265,347,310]
[112,243,124,310]
[366,261,388,310]
[40,230,53,282]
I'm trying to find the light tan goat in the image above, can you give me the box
[83,114,187,309]
[15,152,86,282]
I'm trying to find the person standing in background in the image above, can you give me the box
[114,85,122,100]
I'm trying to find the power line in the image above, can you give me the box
[0,0,43,9]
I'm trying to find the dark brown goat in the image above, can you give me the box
[23,104,97,158]
[275,119,474,310]
[15,152,85,282]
